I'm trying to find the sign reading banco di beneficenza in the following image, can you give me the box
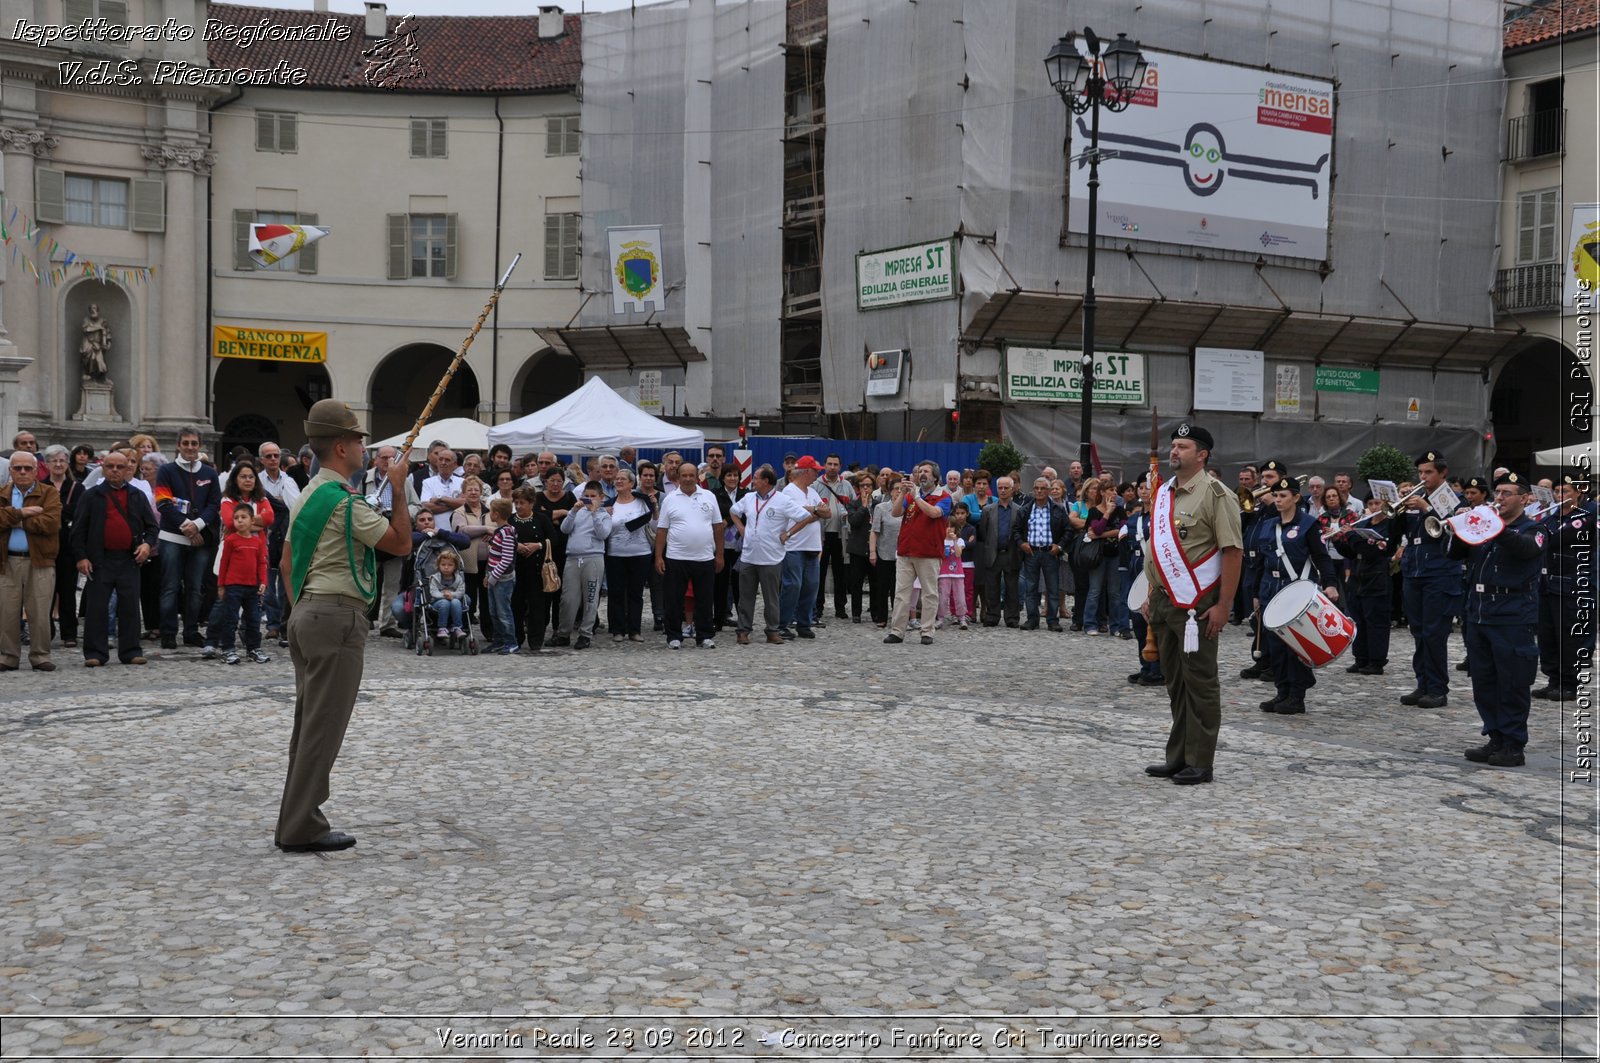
[856,239,956,310]
[1004,347,1146,405]
[213,325,327,363]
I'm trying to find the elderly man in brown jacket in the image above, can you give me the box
[0,450,62,671]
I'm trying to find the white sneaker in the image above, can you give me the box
[200,644,216,659]
[700,637,715,649]
[959,619,969,630]
[668,639,682,649]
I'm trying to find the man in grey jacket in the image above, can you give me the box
[555,482,613,649]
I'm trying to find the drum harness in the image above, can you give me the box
[1272,523,1314,585]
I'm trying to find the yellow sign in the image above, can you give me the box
[213,325,327,363]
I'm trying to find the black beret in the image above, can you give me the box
[1563,469,1591,492]
[1170,422,1214,450]
[1462,476,1489,493]
[1272,476,1302,496]
[1494,471,1530,491]
[1260,459,1289,477]
[1416,450,1446,467]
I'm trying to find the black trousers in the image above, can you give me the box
[82,553,144,663]
[1538,591,1595,689]
[870,557,897,624]
[981,549,1020,624]
[816,532,847,618]
[606,553,652,636]
[714,549,740,629]
[53,553,78,642]
[846,552,871,619]
[664,556,715,643]
[512,558,561,648]
[1351,592,1392,667]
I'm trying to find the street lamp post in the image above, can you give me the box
[1045,29,1148,473]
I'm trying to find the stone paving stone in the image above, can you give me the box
[0,621,1593,1057]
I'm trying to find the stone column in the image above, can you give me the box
[141,143,214,433]
[0,127,59,421]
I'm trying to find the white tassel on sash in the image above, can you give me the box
[1183,609,1200,654]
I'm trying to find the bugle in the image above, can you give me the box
[1346,483,1427,529]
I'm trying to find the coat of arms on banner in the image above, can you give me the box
[607,226,666,313]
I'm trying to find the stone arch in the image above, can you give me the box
[1489,336,1591,473]
[368,343,481,441]
[213,357,333,453]
[512,347,583,418]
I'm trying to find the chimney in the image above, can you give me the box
[364,2,387,38]
[312,0,327,11]
[538,5,564,40]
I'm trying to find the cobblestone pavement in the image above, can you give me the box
[2,612,1595,1059]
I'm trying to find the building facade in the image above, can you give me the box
[1,0,222,448]
[206,2,584,451]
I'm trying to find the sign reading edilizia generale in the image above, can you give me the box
[213,325,327,363]
[856,239,956,310]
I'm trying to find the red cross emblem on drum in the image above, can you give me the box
[1317,607,1344,636]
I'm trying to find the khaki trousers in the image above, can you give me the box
[275,596,369,846]
[1150,584,1223,770]
[888,554,941,638]
[0,555,54,667]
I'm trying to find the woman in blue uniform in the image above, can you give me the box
[1247,477,1340,715]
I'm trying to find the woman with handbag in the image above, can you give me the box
[508,485,555,651]
[1078,477,1125,635]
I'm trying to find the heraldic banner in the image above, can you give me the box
[607,225,666,314]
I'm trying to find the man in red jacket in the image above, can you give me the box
[884,460,951,646]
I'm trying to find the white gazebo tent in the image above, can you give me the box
[370,416,490,463]
[1533,442,1595,469]
[486,377,705,454]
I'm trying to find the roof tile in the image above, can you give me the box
[1504,0,1600,50]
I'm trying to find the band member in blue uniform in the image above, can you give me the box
[1449,472,1545,767]
[1535,470,1595,702]
[1332,496,1395,675]
[1388,450,1462,708]
[1121,475,1163,687]
[1453,476,1489,674]
[1247,477,1340,715]
[1239,459,1292,682]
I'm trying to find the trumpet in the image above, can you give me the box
[1346,483,1428,529]
[1251,474,1310,502]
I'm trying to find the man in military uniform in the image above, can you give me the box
[1450,472,1545,767]
[1239,459,1291,681]
[274,400,412,853]
[1535,470,1595,701]
[1246,477,1340,715]
[1389,450,1462,709]
[1141,423,1244,785]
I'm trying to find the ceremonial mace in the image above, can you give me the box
[398,253,522,458]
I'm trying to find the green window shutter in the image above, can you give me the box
[129,177,164,232]
[563,214,580,278]
[432,119,446,157]
[35,168,65,224]
[544,214,562,277]
[444,213,458,279]
[278,114,297,153]
[546,118,561,156]
[387,213,408,279]
[255,112,273,151]
[410,119,427,158]
[296,211,319,274]
[234,210,255,270]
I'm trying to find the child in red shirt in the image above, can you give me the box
[209,502,269,665]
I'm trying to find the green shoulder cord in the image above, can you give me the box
[290,481,377,603]
[343,492,378,601]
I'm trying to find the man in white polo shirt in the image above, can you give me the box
[418,448,466,532]
[777,455,828,639]
[728,464,808,645]
[654,460,725,649]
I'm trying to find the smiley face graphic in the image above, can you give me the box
[1184,124,1226,195]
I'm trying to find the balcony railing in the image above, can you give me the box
[1506,109,1565,162]
[1495,262,1564,313]
[784,265,821,317]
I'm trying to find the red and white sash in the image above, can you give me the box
[1150,479,1221,609]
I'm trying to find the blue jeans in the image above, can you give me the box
[209,585,262,651]
[487,578,517,647]
[779,550,820,630]
[264,566,284,630]
[430,597,465,628]
[1110,565,1134,634]
[1020,547,1060,623]
[1083,556,1114,631]
[159,539,210,640]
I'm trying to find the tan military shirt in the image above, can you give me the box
[1143,467,1244,585]
[288,469,390,599]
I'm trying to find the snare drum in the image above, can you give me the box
[1259,580,1355,669]
[1126,571,1149,613]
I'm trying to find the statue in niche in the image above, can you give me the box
[79,303,111,381]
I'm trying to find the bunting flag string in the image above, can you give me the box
[0,192,155,286]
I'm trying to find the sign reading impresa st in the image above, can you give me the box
[1004,347,1145,405]
[856,239,955,310]
[1065,49,1334,260]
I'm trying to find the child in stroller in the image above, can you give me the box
[406,513,478,655]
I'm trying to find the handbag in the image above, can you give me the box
[541,539,561,592]
[1070,531,1101,571]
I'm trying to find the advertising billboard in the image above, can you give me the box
[1066,50,1334,260]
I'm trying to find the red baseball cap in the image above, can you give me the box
[794,455,823,471]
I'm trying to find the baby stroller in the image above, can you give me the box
[404,533,480,657]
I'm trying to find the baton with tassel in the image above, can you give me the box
[398,253,521,458]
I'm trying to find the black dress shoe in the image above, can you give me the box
[1455,659,1470,671]
[982,620,999,627]
[1021,620,1039,630]
[547,635,571,648]
[796,628,815,639]
[1144,762,1184,777]
[1415,693,1448,709]
[1346,662,1368,673]
[1363,665,1385,675]
[1548,687,1577,701]
[1400,689,1424,706]
[1005,620,1020,628]
[1138,674,1167,686]
[1271,697,1306,715]
[1047,623,1064,632]
[1171,766,1213,785]
[920,635,934,645]
[1128,671,1146,684]
[277,830,356,853]
[883,633,904,644]
[160,636,178,650]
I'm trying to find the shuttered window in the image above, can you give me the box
[410,118,447,158]
[544,212,580,279]
[546,114,580,156]
[44,172,133,229]
[255,111,298,153]
[130,178,164,232]
[388,212,457,279]
[64,0,126,26]
[1515,188,1559,264]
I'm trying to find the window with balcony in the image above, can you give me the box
[1506,79,1563,161]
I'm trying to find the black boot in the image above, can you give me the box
[1239,661,1267,679]
[1464,736,1502,763]
[1487,745,1526,768]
